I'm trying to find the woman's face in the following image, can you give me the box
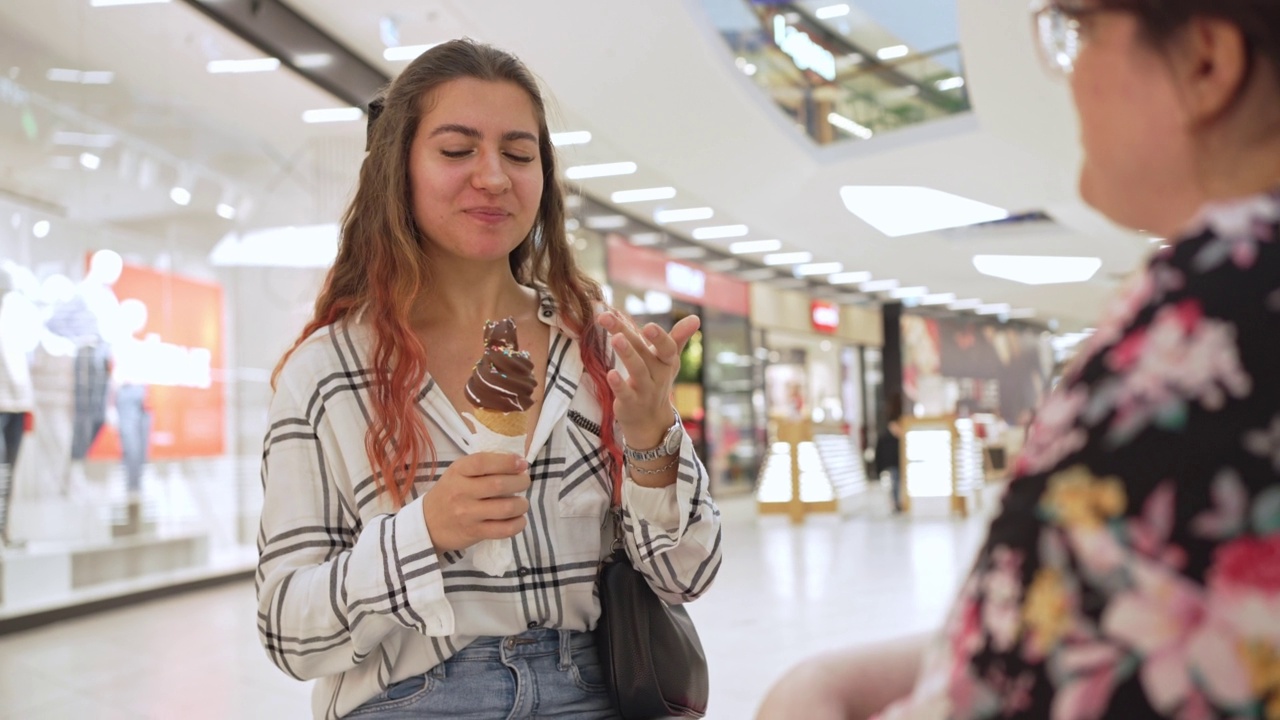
[409,78,544,266]
[1069,8,1200,234]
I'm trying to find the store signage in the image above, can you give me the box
[811,300,840,334]
[665,262,706,299]
[773,15,837,81]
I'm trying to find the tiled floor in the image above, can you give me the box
[0,490,992,719]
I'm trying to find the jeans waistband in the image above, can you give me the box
[455,628,594,665]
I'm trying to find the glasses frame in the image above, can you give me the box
[1030,2,1124,76]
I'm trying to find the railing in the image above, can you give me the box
[707,0,971,145]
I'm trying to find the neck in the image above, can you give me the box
[410,257,534,332]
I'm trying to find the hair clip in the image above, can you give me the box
[365,96,385,151]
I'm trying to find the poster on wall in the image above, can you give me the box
[902,314,1048,425]
[88,262,225,460]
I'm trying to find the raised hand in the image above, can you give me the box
[596,310,700,452]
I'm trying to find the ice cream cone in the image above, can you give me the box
[471,407,529,438]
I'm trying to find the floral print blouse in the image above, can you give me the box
[879,190,1280,720]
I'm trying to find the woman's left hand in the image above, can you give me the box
[596,311,700,450]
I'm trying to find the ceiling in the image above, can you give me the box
[0,0,1151,330]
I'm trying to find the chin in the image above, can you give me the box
[1079,169,1147,233]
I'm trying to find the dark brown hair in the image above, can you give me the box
[273,39,620,506]
[1100,0,1280,80]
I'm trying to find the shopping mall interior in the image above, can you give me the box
[0,0,1166,718]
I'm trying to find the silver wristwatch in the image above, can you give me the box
[622,410,683,462]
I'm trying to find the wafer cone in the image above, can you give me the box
[471,407,529,438]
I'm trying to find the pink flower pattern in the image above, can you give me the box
[874,190,1280,720]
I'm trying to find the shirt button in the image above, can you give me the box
[527,621,539,629]
[517,567,531,577]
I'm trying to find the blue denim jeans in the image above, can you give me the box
[345,628,620,719]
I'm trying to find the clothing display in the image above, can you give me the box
[12,341,76,500]
[0,411,23,543]
[257,292,723,720]
[70,343,109,461]
[878,191,1280,718]
[115,383,149,494]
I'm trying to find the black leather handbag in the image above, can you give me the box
[594,507,709,720]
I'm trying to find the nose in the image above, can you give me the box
[472,149,511,195]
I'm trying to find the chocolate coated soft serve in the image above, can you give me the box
[465,317,537,412]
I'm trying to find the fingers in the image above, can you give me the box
[479,515,527,540]
[457,452,528,478]
[477,495,529,522]
[669,315,701,353]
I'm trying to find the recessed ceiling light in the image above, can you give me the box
[207,58,281,74]
[763,252,813,266]
[585,215,627,230]
[729,239,782,254]
[828,271,871,285]
[919,293,956,306]
[550,131,592,146]
[216,203,236,220]
[859,279,899,292]
[79,152,100,170]
[612,187,676,203]
[565,162,637,179]
[976,303,1012,316]
[692,224,748,240]
[794,262,843,277]
[839,186,1009,237]
[655,207,714,224]
[170,187,192,206]
[889,286,928,299]
[972,255,1102,285]
[32,220,50,238]
[876,45,910,60]
[814,3,850,19]
[302,107,363,123]
[383,44,438,62]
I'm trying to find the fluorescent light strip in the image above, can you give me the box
[976,303,1012,316]
[876,45,910,60]
[730,239,782,254]
[585,215,628,230]
[828,112,873,139]
[302,107,363,123]
[692,224,748,240]
[207,58,280,74]
[294,53,333,69]
[794,262,843,277]
[763,252,813,266]
[814,3,851,19]
[655,207,714,223]
[550,131,592,146]
[919,293,956,306]
[859,279,899,292]
[612,187,676,203]
[384,44,438,61]
[828,271,871,285]
[948,299,983,311]
[889,286,928,299]
[565,162,637,179]
[630,232,663,246]
[840,186,1009,237]
[936,76,966,91]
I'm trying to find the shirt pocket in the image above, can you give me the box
[556,409,613,519]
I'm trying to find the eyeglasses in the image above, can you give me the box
[1030,1,1125,75]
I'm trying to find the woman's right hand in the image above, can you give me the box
[421,453,531,553]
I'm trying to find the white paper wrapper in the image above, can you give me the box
[462,412,527,576]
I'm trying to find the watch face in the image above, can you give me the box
[663,420,683,454]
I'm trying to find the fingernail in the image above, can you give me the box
[644,326,658,339]
[515,458,528,471]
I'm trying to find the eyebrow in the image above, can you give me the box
[428,124,538,144]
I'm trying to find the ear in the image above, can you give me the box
[1173,16,1252,125]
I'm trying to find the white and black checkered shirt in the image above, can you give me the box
[257,297,723,720]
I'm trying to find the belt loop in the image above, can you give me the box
[558,629,572,670]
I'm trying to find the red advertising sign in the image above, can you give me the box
[89,262,225,460]
[811,300,840,334]
[605,234,750,316]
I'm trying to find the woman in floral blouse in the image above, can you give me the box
[759,1,1280,718]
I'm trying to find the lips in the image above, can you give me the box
[464,206,511,220]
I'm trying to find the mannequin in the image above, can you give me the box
[0,262,40,544]
[110,298,151,534]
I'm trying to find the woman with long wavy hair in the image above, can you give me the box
[256,39,722,719]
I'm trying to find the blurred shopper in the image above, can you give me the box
[873,393,904,514]
[758,1,1280,718]
[256,39,720,720]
